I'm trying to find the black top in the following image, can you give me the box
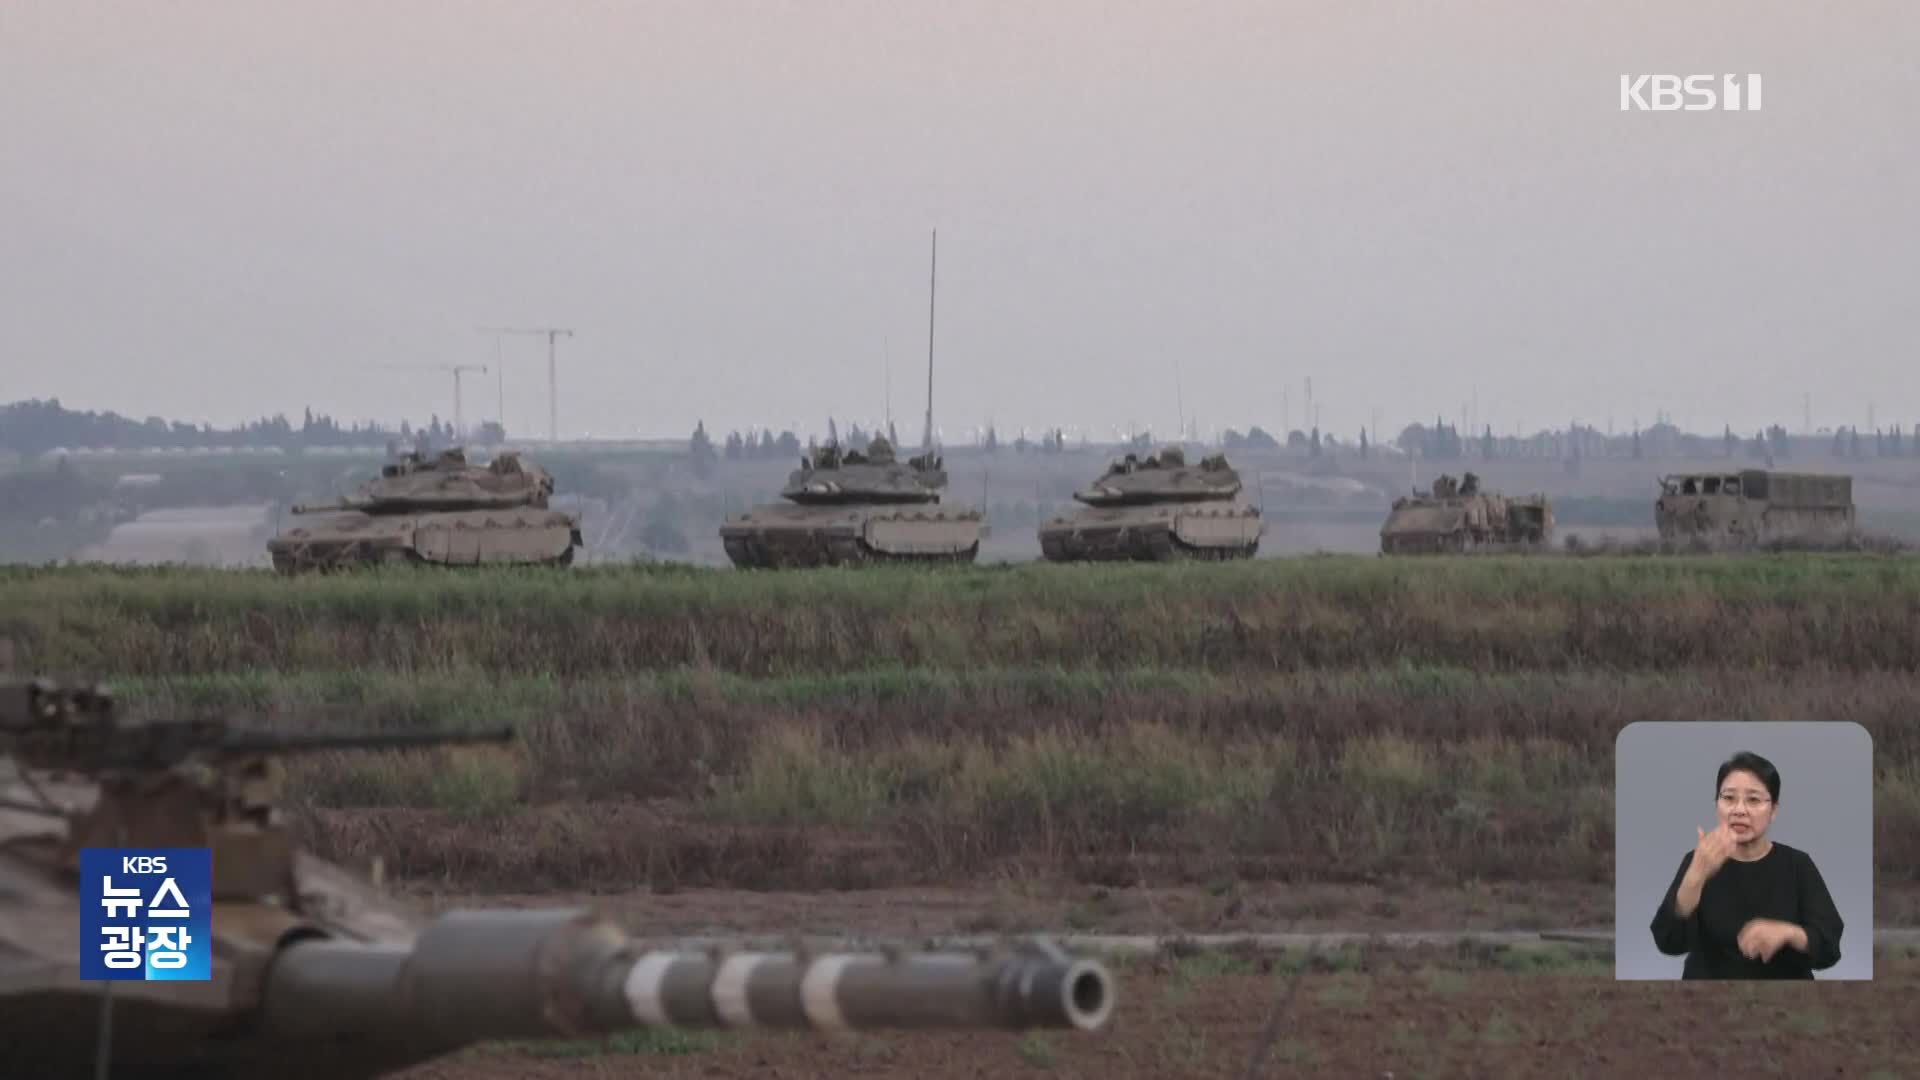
[1649,841,1844,979]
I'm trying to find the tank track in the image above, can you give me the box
[1380,529,1550,556]
[722,530,979,569]
[269,541,575,574]
[269,541,411,574]
[1038,522,1258,563]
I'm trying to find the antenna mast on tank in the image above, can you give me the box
[1175,361,1186,445]
[480,325,573,441]
[922,229,936,452]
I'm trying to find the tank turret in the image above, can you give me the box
[1039,447,1262,561]
[776,435,948,505]
[720,435,984,568]
[0,676,1115,1078]
[268,448,582,572]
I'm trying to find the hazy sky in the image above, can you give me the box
[3,1,1916,442]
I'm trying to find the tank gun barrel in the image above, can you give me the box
[1,676,514,775]
[290,498,367,514]
[261,910,1113,1055]
[8,722,515,776]
[215,727,516,757]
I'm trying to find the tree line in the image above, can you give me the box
[0,399,505,457]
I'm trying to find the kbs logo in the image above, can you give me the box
[79,847,212,982]
[1620,74,1763,111]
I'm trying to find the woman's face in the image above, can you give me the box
[1716,768,1776,844]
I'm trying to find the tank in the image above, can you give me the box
[1037,447,1263,561]
[1379,472,1553,554]
[267,448,583,573]
[719,436,984,568]
[1655,469,1855,545]
[0,676,1115,1079]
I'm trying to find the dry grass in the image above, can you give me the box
[8,560,1918,892]
[97,667,1920,890]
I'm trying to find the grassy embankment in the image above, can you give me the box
[2,559,1916,895]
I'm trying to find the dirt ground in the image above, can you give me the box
[386,884,1920,1077]
[397,945,1920,1079]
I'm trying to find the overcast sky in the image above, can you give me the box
[3,1,1915,443]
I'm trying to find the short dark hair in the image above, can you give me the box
[1717,751,1781,803]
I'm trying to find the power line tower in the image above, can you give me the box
[376,363,489,438]
[479,326,575,441]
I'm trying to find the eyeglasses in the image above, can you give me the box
[1718,793,1772,810]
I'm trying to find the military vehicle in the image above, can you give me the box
[1379,472,1553,554]
[1655,469,1855,545]
[267,447,583,573]
[719,435,984,568]
[0,676,1114,1078]
[1037,447,1263,561]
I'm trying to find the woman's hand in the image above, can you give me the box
[1688,825,1736,884]
[1671,825,1738,920]
[1737,918,1805,962]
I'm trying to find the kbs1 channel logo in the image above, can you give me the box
[79,848,212,981]
[1620,74,1763,112]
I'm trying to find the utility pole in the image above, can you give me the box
[480,326,574,441]
[923,229,937,452]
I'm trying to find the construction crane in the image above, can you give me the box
[477,326,574,442]
[376,363,489,439]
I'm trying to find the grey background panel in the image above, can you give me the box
[1614,721,1873,980]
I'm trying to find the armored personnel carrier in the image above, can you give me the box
[1379,472,1552,554]
[267,447,583,573]
[720,435,984,568]
[0,675,1114,1079]
[1655,469,1854,545]
[1038,447,1263,561]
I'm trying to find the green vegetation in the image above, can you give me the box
[6,556,1920,676]
[5,558,1919,892]
[1014,1032,1055,1069]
